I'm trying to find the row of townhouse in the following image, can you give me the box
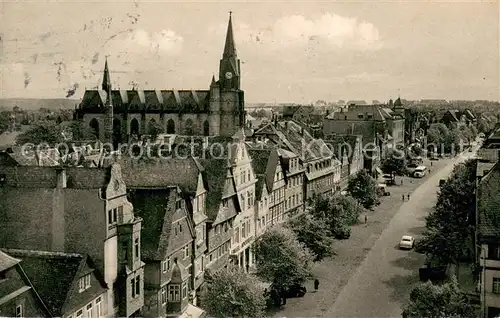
[0,121,364,317]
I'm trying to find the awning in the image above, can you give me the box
[178,304,206,318]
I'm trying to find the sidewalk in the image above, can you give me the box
[270,157,455,317]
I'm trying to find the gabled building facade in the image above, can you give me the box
[0,163,144,317]
[228,131,257,272]
[0,250,50,318]
[477,161,500,318]
[127,186,196,318]
[118,156,209,310]
[1,249,108,318]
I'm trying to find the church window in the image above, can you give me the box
[130,118,139,135]
[203,120,209,136]
[167,119,175,134]
[185,119,194,136]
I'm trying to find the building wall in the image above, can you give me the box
[254,186,269,238]
[231,144,256,270]
[0,188,54,251]
[323,118,377,146]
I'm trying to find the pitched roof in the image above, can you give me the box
[0,249,104,317]
[198,158,236,222]
[478,161,500,239]
[0,249,20,271]
[79,89,210,113]
[128,187,178,261]
[118,157,201,193]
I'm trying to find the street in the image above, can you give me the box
[325,150,477,317]
[271,148,478,318]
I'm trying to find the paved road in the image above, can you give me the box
[325,150,476,318]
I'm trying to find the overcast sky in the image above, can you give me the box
[0,0,498,103]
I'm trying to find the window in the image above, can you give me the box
[15,305,23,318]
[176,200,182,209]
[107,208,118,226]
[131,278,135,298]
[162,259,168,273]
[79,274,91,292]
[241,172,245,183]
[135,275,141,296]
[168,285,180,302]
[182,281,188,299]
[76,309,83,318]
[489,244,500,260]
[86,303,92,318]
[222,199,228,208]
[247,170,251,181]
[134,238,139,259]
[95,297,102,318]
[242,223,246,238]
[494,278,500,294]
[161,287,167,304]
[184,245,190,258]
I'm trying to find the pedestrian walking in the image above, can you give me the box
[430,161,433,167]
[402,194,405,201]
[400,179,403,185]
[314,278,320,291]
[407,194,410,200]
[364,213,368,224]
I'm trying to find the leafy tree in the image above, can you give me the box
[0,111,10,134]
[403,278,477,318]
[16,121,62,145]
[287,214,336,262]
[381,149,407,176]
[426,125,443,146]
[16,120,96,145]
[147,121,164,141]
[444,128,462,153]
[201,265,266,318]
[415,159,476,265]
[346,170,379,209]
[253,226,313,290]
[308,193,362,239]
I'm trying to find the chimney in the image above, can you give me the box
[56,168,67,188]
[285,121,288,130]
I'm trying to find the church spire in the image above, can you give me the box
[210,74,217,87]
[223,11,237,58]
[102,58,111,92]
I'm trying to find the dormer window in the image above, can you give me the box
[108,208,118,227]
[176,200,182,210]
[79,274,91,292]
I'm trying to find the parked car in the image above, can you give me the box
[399,235,415,249]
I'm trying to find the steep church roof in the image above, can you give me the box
[223,12,237,58]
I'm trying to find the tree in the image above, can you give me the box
[253,226,313,290]
[147,121,164,141]
[287,214,336,262]
[201,265,267,318]
[403,278,477,318]
[16,120,95,145]
[0,111,10,134]
[381,149,407,176]
[415,159,476,265]
[308,193,362,239]
[16,121,62,145]
[69,121,96,141]
[346,170,378,209]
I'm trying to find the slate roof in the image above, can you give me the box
[118,157,201,193]
[477,161,500,239]
[0,249,106,317]
[129,187,178,261]
[0,249,20,272]
[198,158,237,222]
[248,148,273,199]
[79,89,211,113]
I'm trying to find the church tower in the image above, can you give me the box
[216,12,245,137]
[102,58,114,146]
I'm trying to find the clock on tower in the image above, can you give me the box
[225,72,233,79]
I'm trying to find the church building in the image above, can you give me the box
[74,13,245,146]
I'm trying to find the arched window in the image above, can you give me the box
[166,119,175,134]
[89,118,99,138]
[112,119,122,147]
[130,118,139,135]
[203,120,209,136]
[185,119,194,136]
